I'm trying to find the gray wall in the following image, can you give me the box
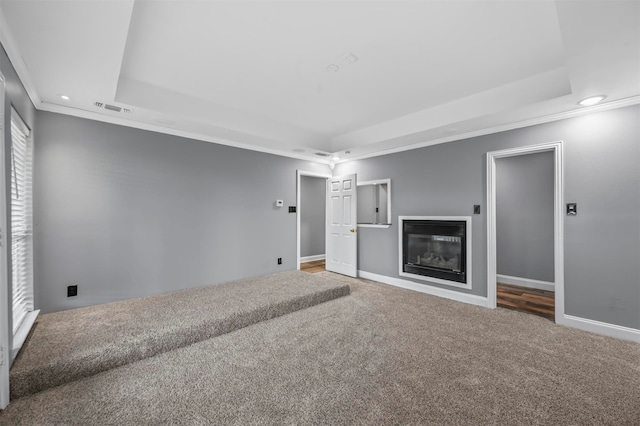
[299,175,325,258]
[496,152,554,282]
[357,184,376,224]
[335,105,640,329]
[34,111,330,313]
[1,44,37,343]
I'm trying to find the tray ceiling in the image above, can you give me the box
[1,0,638,163]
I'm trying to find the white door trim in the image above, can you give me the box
[0,71,10,409]
[486,141,564,320]
[296,170,331,270]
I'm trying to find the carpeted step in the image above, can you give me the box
[10,270,350,399]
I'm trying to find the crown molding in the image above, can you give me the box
[38,102,331,165]
[0,12,41,107]
[339,96,640,162]
[34,95,640,167]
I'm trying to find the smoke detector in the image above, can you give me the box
[94,101,132,114]
[343,52,358,64]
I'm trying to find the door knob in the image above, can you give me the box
[350,229,355,233]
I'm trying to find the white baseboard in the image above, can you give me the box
[12,309,39,363]
[496,274,554,292]
[300,254,326,263]
[359,271,639,343]
[357,271,638,343]
[358,270,489,308]
[557,314,640,343]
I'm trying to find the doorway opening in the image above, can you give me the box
[296,170,330,273]
[487,142,564,321]
[495,151,555,320]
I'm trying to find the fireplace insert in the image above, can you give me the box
[401,218,468,285]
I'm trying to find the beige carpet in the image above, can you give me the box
[10,270,350,399]
[2,272,638,425]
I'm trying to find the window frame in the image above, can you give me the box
[9,107,37,363]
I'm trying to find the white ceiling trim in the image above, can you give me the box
[336,96,640,163]
[331,67,571,151]
[37,95,640,166]
[115,76,331,151]
[0,11,40,107]
[38,101,331,165]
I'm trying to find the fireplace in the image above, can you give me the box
[399,216,472,289]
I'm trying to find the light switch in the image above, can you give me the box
[567,203,577,216]
[276,200,284,207]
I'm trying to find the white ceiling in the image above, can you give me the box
[1,0,639,164]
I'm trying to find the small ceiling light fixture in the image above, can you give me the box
[326,64,340,72]
[343,52,359,64]
[332,156,341,161]
[59,95,70,100]
[578,95,606,106]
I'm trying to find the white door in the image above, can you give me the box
[326,174,358,277]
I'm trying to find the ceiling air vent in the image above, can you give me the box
[94,101,132,114]
[315,152,330,157]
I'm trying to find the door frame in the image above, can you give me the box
[486,141,564,320]
[0,71,10,409]
[296,170,332,270]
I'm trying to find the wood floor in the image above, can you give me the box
[301,259,325,274]
[497,282,555,321]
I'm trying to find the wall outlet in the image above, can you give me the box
[67,285,78,297]
[277,257,282,265]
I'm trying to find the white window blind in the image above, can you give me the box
[10,109,33,335]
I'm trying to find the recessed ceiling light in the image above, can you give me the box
[578,96,606,106]
[60,95,70,100]
[343,52,359,64]
[332,156,341,161]
[326,64,339,72]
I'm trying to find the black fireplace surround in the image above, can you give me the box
[402,219,467,284]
